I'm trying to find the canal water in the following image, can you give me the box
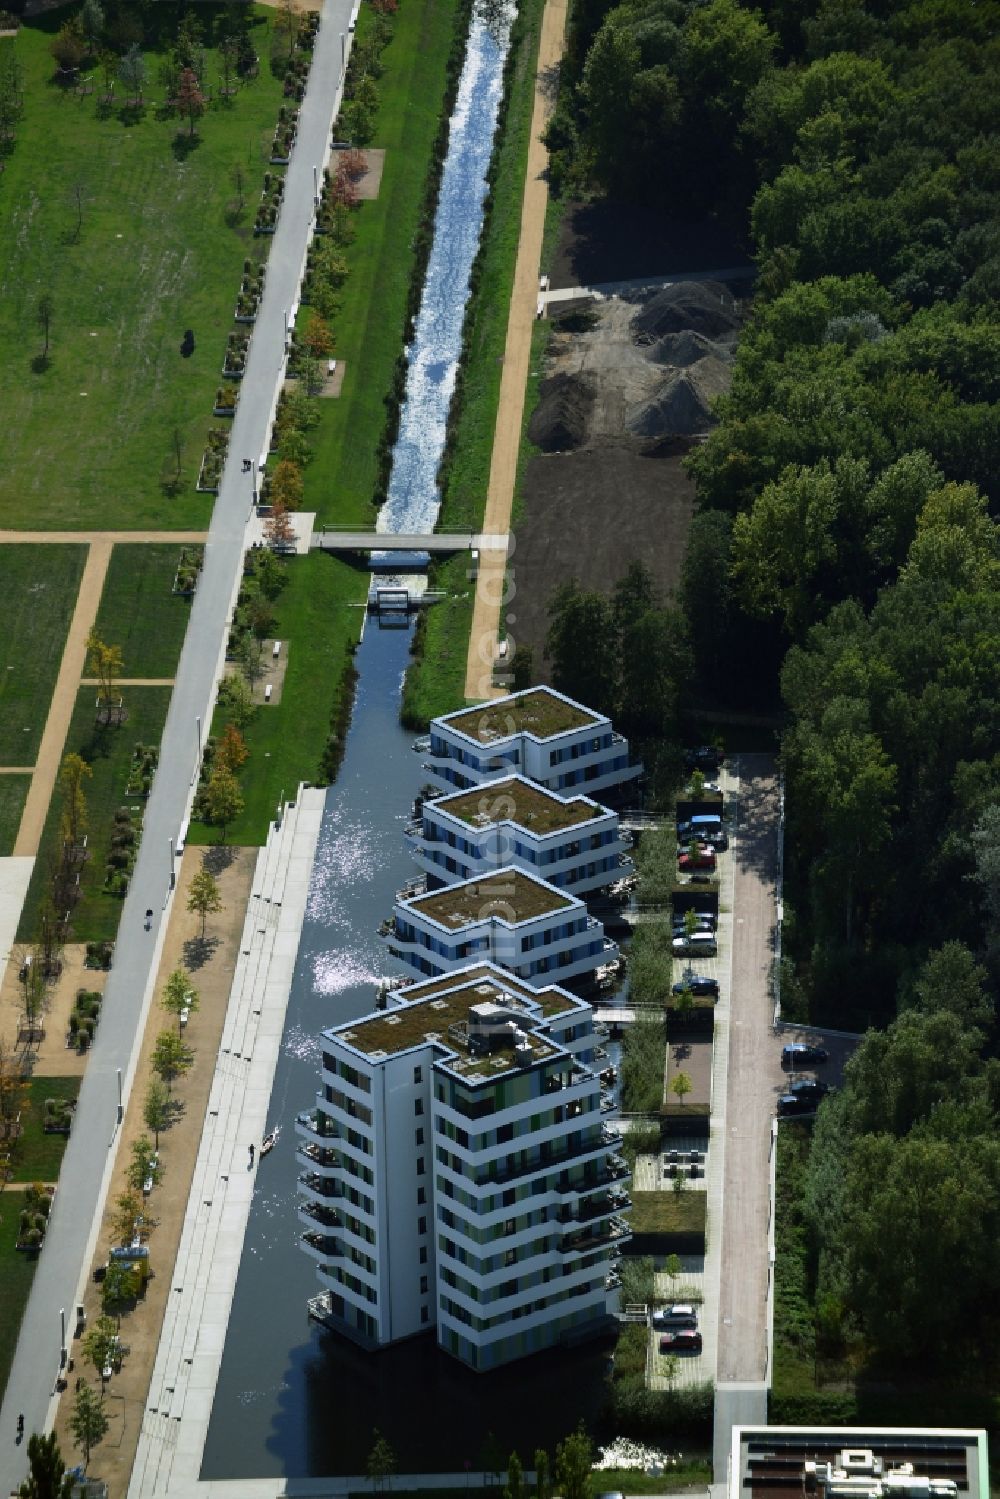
[202,0,620,1479]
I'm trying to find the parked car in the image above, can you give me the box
[684,745,723,772]
[672,933,718,958]
[671,915,716,934]
[677,814,723,842]
[659,1328,703,1353]
[678,847,716,872]
[778,1093,819,1118]
[781,1042,829,1068]
[788,1077,829,1099]
[652,1303,698,1328]
[684,872,716,885]
[672,975,719,997]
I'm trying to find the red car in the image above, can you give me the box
[677,846,716,873]
[659,1329,703,1354]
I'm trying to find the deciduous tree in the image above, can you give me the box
[177,67,205,136]
[143,1079,170,1148]
[151,1030,193,1093]
[69,1382,108,1468]
[161,967,199,1033]
[203,767,244,841]
[187,867,224,937]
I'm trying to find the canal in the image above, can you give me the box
[202,0,621,1479]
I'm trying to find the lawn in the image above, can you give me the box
[187,552,367,846]
[0,1190,38,1405]
[8,1078,81,1183]
[91,543,200,677]
[629,1190,707,1236]
[301,0,467,528]
[0,778,30,855]
[401,0,547,725]
[17,686,172,943]
[0,4,285,530]
[0,545,87,763]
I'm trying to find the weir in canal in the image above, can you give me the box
[201,1,618,1479]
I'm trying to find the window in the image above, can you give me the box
[417,1157,425,1176]
[420,1246,428,1265]
[421,1305,430,1325]
[414,1066,422,1084]
[418,1217,427,1234]
[415,1128,424,1146]
[415,1098,424,1116]
[417,1187,427,1205]
[420,1275,429,1294]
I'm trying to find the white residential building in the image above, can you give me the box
[421,687,642,799]
[405,775,632,896]
[297,965,630,1370]
[382,867,618,986]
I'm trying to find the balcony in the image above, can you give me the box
[300,1230,342,1266]
[470,1134,612,1189]
[298,1171,343,1205]
[298,1199,340,1231]
[559,1215,632,1256]
[295,1107,340,1144]
[295,1141,341,1177]
[396,874,427,901]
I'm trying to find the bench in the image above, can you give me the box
[264,684,273,703]
[272,640,281,659]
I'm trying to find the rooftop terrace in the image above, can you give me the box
[446,688,600,744]
[397,964,581,1021]
[406,869,574,929]
[336,978,561,1080]
[439,778,599,834]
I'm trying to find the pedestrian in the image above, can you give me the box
[248,1143,255,1168]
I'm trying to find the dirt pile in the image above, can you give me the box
[649,328,733,367]
[628,354,732,438]
[631,280,741,342]
[527,371,596,453]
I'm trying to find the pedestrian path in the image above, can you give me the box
[129,787,325,1499]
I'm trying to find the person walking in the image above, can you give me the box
[248,1143,255,1168]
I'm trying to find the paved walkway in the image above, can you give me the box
[540,265,753,308]
[0,531,210,544]
[463,0,568,701]
[14,540,112,855]
[0,0,357,1488]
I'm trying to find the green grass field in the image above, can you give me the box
[91,543,199,677]
[8,1078,81,1183]
[0,1191,38,1405]
[17,686,172,943]
[301,0,464,528]
[187,552,367,846]
[0,545,87,763]
[0,778,30,854]
[0,4,285,529]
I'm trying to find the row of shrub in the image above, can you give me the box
[68,988,102,1054]
[103,805,142,897]
[16,1181,54,1252]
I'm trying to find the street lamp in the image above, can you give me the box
[340,31,345,71]
[191,715,202,786]
[168,837,176,889]
[312,163,318,203]
[117,1068,123,1127]
[59,1307,67,1370]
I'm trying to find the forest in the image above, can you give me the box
[545,0,1000,1386]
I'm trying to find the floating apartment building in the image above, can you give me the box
[405,774,632,897]
[381,867,618,987]
[297,964,630,1370]
[420,686,642,800]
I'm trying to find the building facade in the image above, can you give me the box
[382,867,618,986]
[297,965,630,1370]
[405,775,632,896]
[421,687,642,800]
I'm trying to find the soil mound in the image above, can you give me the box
[528,372,595,452]
[631,281,739,343]
[627,356,730,438]
[650,328,732,368]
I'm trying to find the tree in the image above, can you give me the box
[86,629,124,708]
[245,596,275,643]
[36,293,54,359]
[177,67,206,136]
[545,580,617,717]
[218,33,239,95]
[203,767,244,842]
[17,1431,74,1499]
[554,1426,592,1499]
[51,19,85,73]
[670,1071,693,1108]
[161,967,199,1033]
[80,0,104,53]
[0,1038,29,1142]
[264,501,297,551]
[118,43,146,103]
[303,311,334,360]
[101,1257,141,1326]
[905,942,994,1035]
[127,1135,162,1196]
[270,457,304,511]
[534,1451,551,1499]
[366,1430,396,1493]
[143,1079,170,1148]
[70,1382,108,1469]
[187,867,223,938]
[151,1030,193,1093]
[238,630,265,688]
[664,1252,682,1285]
[217,673,257,729]
[504,1453,524,1499]
[81,1315,118,1382]
[58,752,92,850]
[111,1188,143,1247]
[232,161,247,213]
[274,0,301,57]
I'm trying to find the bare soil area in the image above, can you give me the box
[330,148,385,200]
[551,199,752,289]
[512,446,695,677]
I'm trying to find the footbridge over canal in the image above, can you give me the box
[312,526,508,567]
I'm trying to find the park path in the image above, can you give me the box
[14,541,112,857]
[463,0,567,701]
[80,678,175,687]
[0,530,209,544]
[0,0,357,1489]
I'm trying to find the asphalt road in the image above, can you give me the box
[0,2,356,1489]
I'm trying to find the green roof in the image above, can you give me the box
[447,689,599,744]
[439,778,598,834]
[407,870,573,929]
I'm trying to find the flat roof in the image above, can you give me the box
[444,688,601,744]
[336,977,562,1080]
[406,869,574,929]
[397,963,583,1021]
[437,777,601,834]
[733,1428,988,1499]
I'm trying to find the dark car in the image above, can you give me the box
[652,1303,698,1328]
[777,1093,818,1117]
[659,1328,703,1353]
[671,915,716,934]
[788,1077,829,1099]
[781,1043,829,1068]
[672,976,719,997]
[684,745,723,772]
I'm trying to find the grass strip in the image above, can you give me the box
[0,4,285,530]
[91,543,200,678]
[7,1078,81,1183]
[0,778,30,855]
[0,545,88,763]
[629,1190,707,1236]
[17,686,173,944]
[186,552,367,846]
[0,1191,38,1406]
